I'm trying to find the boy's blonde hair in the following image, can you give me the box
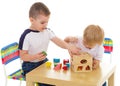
[29,2,50,19]
[83,24,104,46]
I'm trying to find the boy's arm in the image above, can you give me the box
[92,59,100,69]
[20,50,46,61]
[64,37,70,43]
[64,36,78,43]
[92,45,104,69]
[51,36,80,54]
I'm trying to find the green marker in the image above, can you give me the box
[42,51,47,56]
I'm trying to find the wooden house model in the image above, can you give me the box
[71,52,92,72]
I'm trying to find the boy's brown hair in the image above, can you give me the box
[83,24,104,46]
[29,2,50,19]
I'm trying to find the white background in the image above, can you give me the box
[0,0,120,86]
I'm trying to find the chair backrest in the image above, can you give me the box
[103,38,113,63]
[1,42,22,76]
[103,38,113,54]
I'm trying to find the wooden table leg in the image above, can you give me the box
[26,81,34,86]
[108,72,114,86]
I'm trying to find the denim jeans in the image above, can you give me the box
[103,82,107,86]
[22,58,55,86]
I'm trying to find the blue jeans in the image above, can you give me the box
[22,58,55,86]
[103,82,107,86]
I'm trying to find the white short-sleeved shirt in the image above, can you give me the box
[19,28,55,62]
[75,37,104,61]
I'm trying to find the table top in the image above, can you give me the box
[26,63,116,86]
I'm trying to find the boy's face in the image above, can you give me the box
[83,40,96,49]
[30,14,50,31]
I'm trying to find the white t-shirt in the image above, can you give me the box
[75,37,104,61]
[19,28,55,62]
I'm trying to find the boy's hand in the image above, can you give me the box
[36,52,47,61]
[92,59,100,69]
[42,51,47,56]
[68,44,81,56]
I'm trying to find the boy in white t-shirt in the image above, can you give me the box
[19,2,79,86]
[64,24,106,86]
[64,24,105,69]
